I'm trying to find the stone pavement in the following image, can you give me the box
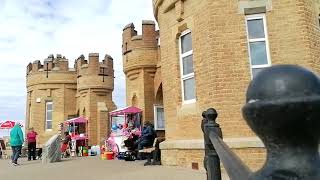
[0,157,207,180]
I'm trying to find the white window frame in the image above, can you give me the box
[154,105,165,130]
[245,14,271,79]
[179,29,196,104]
[45,101,53,131]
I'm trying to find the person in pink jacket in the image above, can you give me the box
[26,127,38,161]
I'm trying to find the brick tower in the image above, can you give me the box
[26,54,77,144]
[76,53,116,145]
[122,21,160,123]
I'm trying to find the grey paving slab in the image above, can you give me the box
[0,157,207,180]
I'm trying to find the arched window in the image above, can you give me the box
[132,95,138,107]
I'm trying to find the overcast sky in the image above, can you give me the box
[0,0,156,121]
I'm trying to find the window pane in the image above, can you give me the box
[183,77,196,101]
[249,41,268,65]
[252,68,265,78]
[46,121,52,129]
[182,55,194,75]
[247,19,265,39]
[47,111,52,121]
[156,108,165,129]
[181,32,192,53]
[46,103,53,110]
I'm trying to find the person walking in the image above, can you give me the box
[10,123,24,166]
[26,127,38,161]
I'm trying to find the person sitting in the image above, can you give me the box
[61,132,72,157]
[135,121,156,159]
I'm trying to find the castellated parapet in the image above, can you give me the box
[122,20,159,75]
[26,54,76,87]
[76,53,114,91]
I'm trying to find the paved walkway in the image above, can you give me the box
[0,157,206,180]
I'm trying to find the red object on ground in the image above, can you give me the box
[0,121,16,129]
[106,152,114,160]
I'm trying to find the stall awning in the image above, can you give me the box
[64,117,88,124]
[109,106,142,116]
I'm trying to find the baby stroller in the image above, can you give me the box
[123,133,139,161]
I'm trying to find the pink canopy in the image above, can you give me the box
[109,106,142,116]
[64,117,88,124]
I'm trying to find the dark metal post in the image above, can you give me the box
[202,108,222,180]
[201,111,209,178]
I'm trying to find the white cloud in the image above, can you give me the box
[0,0,156,120]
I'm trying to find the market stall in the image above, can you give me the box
[63,117,88,156]
[106,106,142,156]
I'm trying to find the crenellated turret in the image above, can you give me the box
[122,20,160,124]
[75,53,116,145]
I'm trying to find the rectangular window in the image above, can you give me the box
[45,102,53,130]
[154,105,165,130]
[179,30,196,103]
[246,14,271,78]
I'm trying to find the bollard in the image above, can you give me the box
[205,108,222,180]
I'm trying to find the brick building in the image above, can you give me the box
[26,53,116,145]
[123,0,320,170]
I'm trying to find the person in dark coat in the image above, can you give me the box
[136,121,156,150]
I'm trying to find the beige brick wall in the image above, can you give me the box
[152,0,320,169]
[161,147,266,172]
